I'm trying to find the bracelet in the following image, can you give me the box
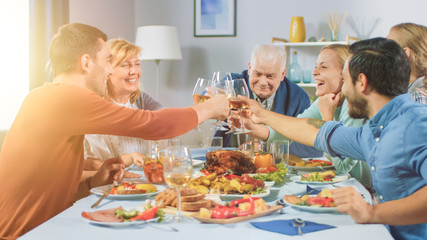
[86,176,92,190]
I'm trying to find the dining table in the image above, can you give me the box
[20,148,393,240]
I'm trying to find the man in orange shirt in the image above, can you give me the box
[0,23,229,239]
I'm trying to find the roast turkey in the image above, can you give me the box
[204,150,256,175]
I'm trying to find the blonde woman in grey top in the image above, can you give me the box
[84,39,164,172]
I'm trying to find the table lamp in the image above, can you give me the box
[135,25,183,98]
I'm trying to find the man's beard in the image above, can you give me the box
[346,92,369,119]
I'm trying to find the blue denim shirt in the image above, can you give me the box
[314,94,427,240]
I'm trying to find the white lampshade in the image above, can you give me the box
[135,25,182,61]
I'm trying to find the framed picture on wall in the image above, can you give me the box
[194,0,236,37]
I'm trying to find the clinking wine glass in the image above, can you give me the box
[228,79,252,134]
[212,71,233,131]
[163,146,193,222]
[192,77,212,104]
[192,78,212,131]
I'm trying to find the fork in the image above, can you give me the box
[91,180,119,208]
[147,218,179,232]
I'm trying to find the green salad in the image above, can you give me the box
[251,163,288,184]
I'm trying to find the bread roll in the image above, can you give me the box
[181,200,212,212]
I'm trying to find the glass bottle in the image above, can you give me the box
[288,51,303,83]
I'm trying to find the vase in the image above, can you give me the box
[288,51,303,83]
[331,29,339,41]
[289,16,306,43]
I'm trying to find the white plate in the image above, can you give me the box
[283,197,339,213]
[290,175,349,185]
[83,206,161,227]
[286,164,335,172]
[84,216,160,227]
[263,181,275,188]
[247,173,267,177]
[192,159,205,167]
[219,187,270,200]
[90,184,166,200]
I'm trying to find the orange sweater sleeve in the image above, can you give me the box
[0,84,199,239]
[36,84,199,139]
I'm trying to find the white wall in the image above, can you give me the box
[69,0,135,41]
[135,0,427,108]
[70,0,427,108]
[68,0,427,147]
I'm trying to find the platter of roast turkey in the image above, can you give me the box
[203,150,257,175]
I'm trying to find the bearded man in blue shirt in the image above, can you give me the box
[238,37,427,240]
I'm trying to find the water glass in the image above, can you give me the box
[206,136,223,152]
[303,70,313,83]
[270,141,290,165]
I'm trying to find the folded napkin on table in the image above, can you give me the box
[306,185,321,195]
[250,219,336,236]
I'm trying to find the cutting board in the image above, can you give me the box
[162,206,199,217]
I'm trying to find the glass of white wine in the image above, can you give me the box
[192,78,212,131]
[212,71,233,131]
[192,77,212,104]
[228,78,252,134]
[163,145,193,222]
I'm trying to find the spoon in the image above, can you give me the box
[292,218,305,235]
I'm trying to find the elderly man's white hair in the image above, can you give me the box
[250,44,287,72]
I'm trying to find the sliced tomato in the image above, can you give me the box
[307,197,326,206]
[224,174,240,180]
[322,197,334,207]
[200,169,210,176]
[130,206,158,221]
[267,166,278,172]
[323,177,332,181]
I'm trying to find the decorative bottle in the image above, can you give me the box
[288,51,303,83]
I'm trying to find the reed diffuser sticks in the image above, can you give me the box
[324,12,347,41]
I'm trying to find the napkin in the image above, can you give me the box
[250,219,336,236]
[306,185,321,195]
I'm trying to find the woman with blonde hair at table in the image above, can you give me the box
[83,38,164,175]
[239,44,372,188]
[387,22,427,104]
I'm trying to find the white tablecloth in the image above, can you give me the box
[20,149,393,240]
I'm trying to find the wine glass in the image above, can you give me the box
[212,71,233,131]
[192,77,212,104]
[163,145,193,222]
[192,78,212,131]
[228,79,252,134]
